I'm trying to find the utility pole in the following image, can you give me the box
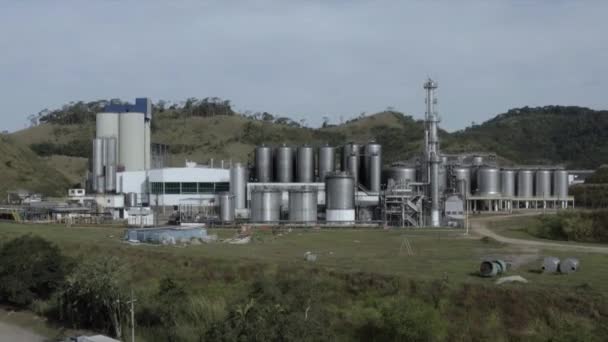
[127,289,137,342]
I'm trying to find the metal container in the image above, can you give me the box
[382,165,417,186]
[542,257,560,273]
[472,156,484,166]
[275,144,294,182]
[96,176,105,194]
[476,167,501,196]
[535,169,552,198]
[559,258,579,274]
[500,169,516,197]
[250,188,281,223]
[105,165,116,192]
[219,192,235,223]
[296,145,314,182]
[346,154,359,187]
[288,187,318,223]
[517,170,534,198]
[341,142,360,171]
[368,154,382,192]
[438,163,448,195]
[119,112,146,171]
[453,167,471,195]
[230,163,248,209]
[125,192,138,207]
[105,137,117,167]
[254,145,273,182]
[325,171,355,210]
[92,138,104,178]
[479,259,507,277]
[318,144,335,182]
[553,170,569,199]
[363,142,382,190]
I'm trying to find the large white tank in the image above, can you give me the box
[144,120,151,170]
[119,112,146,171]
[96,112,119,138]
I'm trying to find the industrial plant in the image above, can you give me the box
[77,79,577,228]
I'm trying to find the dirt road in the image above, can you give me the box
[470,215,608,254]
[0,321,45,342]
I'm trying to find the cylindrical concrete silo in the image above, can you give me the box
[119,112,146,171]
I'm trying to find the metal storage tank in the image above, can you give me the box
[368,154,381,192]
[288,187,318,223]
[219,192,235,223]
[472,156,484,166]
[96,112,120,139]
[250,188,281,223]
[553,170,569,198]
[105,137,117,166]
[144,121,151,170]
[382,165,417,186]
[341,143,360,170]
[275,144,294,183]
[318,144,335,181]
[535,169,552,197]
[345,154,359,186]
[500,169,516,197]
[296,145,314,182]
[517,170,534,198]
[476,167,500,196]
[96,176,105,194]
[541,257,560,273]
[453,167,471,195]
[325,171,355,209]
[92,138,104,179]
[125,192,138,207]
[559,258,579,274]
[230,163,248,209]
[254,145,273,182]
[363,142,382,189]
[105,165,116,192]
[119,112,146,171]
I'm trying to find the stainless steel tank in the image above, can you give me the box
[125,192,138,207]
[325,171,355,210]
[476,167,500,196]
[104,165,116,192]
[254,145,273,182]
[92,138,104,178]
[500,169,516,197]
[296,145,314,182]
[250,188,281,223]
[230,163,248,209]
[341,142,360,171]
[453,167,471,195]
[363,142,382,190]
[535,169,552,197]
[346,154,359,186]
[288,187,318,223]
[553,170,569,199]
[382,165,417,186]
[275,144,294,182]
[517,170,534,198]
[219,192,235,222]
[96,176,105,194]
[105,137,117,167]
[317,144,335,182]
[368,154,381,192]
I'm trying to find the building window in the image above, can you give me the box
[215,182,230,192]
[181,182,198,194]
[151,182,164,194]
[165,182,181,194]
[198,183,214,194]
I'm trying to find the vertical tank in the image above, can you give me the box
[453,167,471,195]
[119,112,146,171]
[96,176,105,194]
[517,170,534,198]
[105,165,116,193]
[125,192,138,207]
[254,145,273,182]
[476,167,500,196]
[144,120,151,170]
[368,154,382,192]
[92,138,104,179]
[219,192,235,223]
[275,144,294,182]
[230,163,248,209]
[535,169,552,197]
[363,142,382,189]
[553,170,569,199]
[472,156,484,166]
[250,188,281,223]
[500,169,516,197]
[317,144,335,182]
[325,171,355,209]
[382,165,417,186]
[346,154,359,186]
[296,145,314,182]
[341,142,360,171]
[288,187,318,223]
[96,112,120,139]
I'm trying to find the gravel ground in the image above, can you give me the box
[0,321,46,342]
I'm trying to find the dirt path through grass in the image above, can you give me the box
[0,321,45,342]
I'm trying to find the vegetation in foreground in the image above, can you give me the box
[0,229,607,341]
[528,210,608,243]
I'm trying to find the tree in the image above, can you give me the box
[0,235,67,306]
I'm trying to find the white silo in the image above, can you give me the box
[96,112,119,138]
[144,120,151,169]
[119,112,146,171]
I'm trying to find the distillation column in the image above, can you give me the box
[424,79,441,227]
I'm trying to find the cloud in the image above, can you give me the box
[1,0,607,131]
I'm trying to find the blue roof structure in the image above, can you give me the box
[104,98,152,120]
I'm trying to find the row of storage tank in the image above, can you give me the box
[219,171,356,223]
[254,142,382,192]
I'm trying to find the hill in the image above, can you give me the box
[0,136,71,196]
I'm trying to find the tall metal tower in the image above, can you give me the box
[424,78,441,227]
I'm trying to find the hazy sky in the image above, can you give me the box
[1,0,607,132]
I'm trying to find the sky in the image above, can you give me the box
[1,0,607,132]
